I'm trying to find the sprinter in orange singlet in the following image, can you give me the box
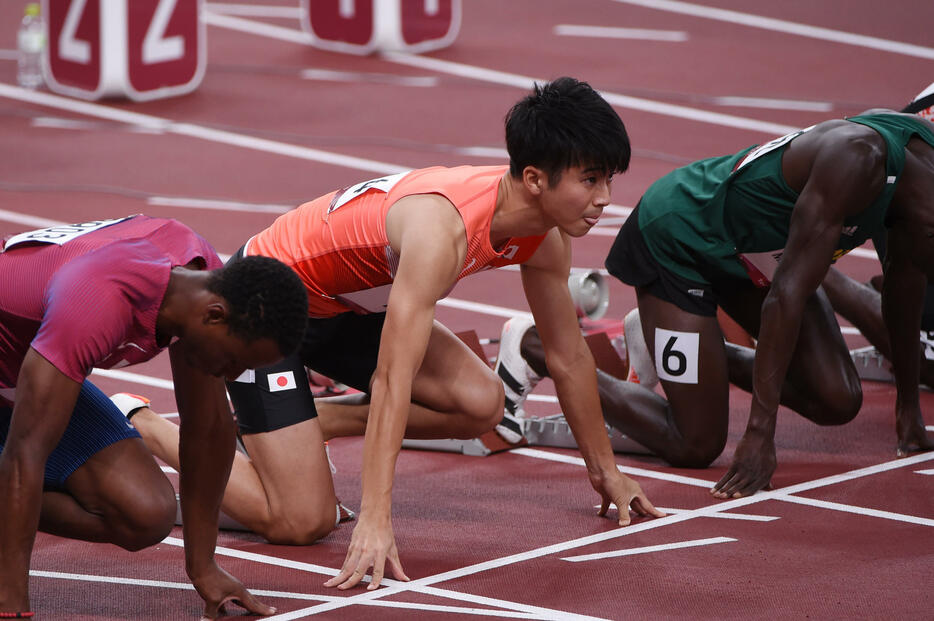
[126,78,664,592]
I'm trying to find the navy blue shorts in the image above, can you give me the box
[0,380,141,490]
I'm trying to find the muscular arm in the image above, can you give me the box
[714,129,883,497]
[883,225,933,454]
[521,230,661,523]
[171,344,273,618]
[325,194,467,590]
[0,349,81,613]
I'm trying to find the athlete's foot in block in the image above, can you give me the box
[896,410,934,456]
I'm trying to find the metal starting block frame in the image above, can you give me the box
[402,414,652,457]
[850,346,894,382]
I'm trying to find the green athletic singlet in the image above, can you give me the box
[637,113,934,286]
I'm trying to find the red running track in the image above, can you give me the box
[1,1,932,618]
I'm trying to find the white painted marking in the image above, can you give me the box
[200,12,796,136]
[437,297,533,321]
[301,68,439,87]
[915,469,934,475]
[28,570,545,618]
[381,51,798,136]
[0,208,63,228]
[159,538,606,621]
[0,83,410,176]
[775,494,934,527]
[90,368,175,390]
[204,10,312,44]
[31,116,106,131]
[613,0,934,60]
[511,447,716,488]
[926,425,934,432]
[711,96,833,112]
[554,24,688,42]
[653,506,779,521]
[527,394,559,403]
[457,146,509,158]
[147,196,292,214]
[204,3,306,19]
[562,536,736,562]
[159,466,176,473]
[143,0,185,65]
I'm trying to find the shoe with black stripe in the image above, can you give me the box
[492,316,541,443]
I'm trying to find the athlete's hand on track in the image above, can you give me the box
[596,471,665,526]
[895,402,934,456]
[712,430,776,498]
[324,512,410,591]
[192,562,275,620]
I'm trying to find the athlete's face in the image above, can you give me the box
[184,327,282,380]
[539,166,613,237]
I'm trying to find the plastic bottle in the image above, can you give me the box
[17,3,44,89]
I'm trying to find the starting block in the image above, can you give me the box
[850,346,894,382]
[402,414,651,456]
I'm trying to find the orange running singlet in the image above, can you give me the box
[247,165,547,317]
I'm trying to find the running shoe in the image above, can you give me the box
[492,316,541,443]
[623,309,659,390]
[109,392,151,420]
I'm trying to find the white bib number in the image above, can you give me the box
[3,217,130,251]
[329,171,409,213]
[654,328,699,384]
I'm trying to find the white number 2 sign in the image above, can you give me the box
[44,0,206,101]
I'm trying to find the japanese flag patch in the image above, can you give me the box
[267,371,297,392]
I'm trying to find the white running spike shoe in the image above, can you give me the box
[623,308,659,390]
[492,316,542,443]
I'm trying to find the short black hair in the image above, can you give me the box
[505,77,630,184]
[207,256,308,356]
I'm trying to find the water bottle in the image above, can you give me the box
[17,3,44,89]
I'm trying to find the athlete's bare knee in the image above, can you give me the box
[113,487,176,551]
[665,439,724,469]
[260,506,336,545]
[462,375,504,436]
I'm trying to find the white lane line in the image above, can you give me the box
[926,425,934,432]
[158,540,605,621]
[561,536,736,562]
[598,505,779,521]
[205,3,306,19]
[342,451,934,609]
[381,51,797,136]
[0,208,62,228]
[774,494,934,527]
[201,12,796,136]
[653,506,779,522]
[147,196,292,214]
[0,83,410,176]
[553,25,688,42]
[90,368,175,391]
[437,297,533,321]
[915,469,934,475]
[613,0,934,60]
[300,68,439,87]
[711,96,833,113]
[510,447,716,488]
[28,570,546,619]
[159,466,176,474]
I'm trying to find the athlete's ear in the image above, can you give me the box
[523,166,546,196]
[203,300,229,325]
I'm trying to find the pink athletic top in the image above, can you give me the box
[247,165,547,317]
[0,215,221,402]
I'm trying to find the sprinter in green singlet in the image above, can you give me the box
[603,110,934,498]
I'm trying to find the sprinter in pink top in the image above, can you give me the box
[0,215,308,619]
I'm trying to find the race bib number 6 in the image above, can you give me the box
[654,328,699,384]
[3,217,130,251]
